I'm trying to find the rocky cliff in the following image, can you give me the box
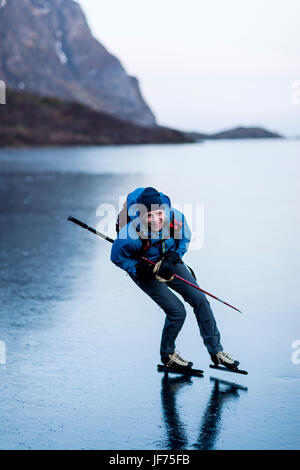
[0,0,156,126]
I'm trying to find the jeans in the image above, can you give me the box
[130,263,223,358]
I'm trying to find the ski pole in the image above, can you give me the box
[68,216,115,243]
[68,216,243,313]
[143,258,242,313]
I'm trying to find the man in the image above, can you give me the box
[111,187,239,371]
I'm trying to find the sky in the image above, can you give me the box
[78,0,300,135]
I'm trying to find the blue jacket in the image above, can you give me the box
[111,188,191,279]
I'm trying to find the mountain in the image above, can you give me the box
[0,0,156,127]
[0,89,193,146]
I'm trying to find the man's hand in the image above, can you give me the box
[163,251,183,265]
[153,251,183,282]
[153,260,175,282]
[135,260,154,282]
[136,251,182,283]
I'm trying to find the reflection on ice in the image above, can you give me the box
[161,373,247,450]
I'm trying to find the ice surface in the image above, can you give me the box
[0,140,299,449]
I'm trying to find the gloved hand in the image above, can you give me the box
[163,251,183,265]
[153,257,176,283]
[153,260,174,282]
[135,260,154,282]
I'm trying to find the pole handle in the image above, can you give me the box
[68,216,88,230]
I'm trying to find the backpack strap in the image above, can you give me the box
[170,211,180,251]
[138,212,181,257]
[185,264,197,280]
[141,238,150,253]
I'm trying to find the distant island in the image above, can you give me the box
[186,127,283,141]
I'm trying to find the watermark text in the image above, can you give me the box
[291,80,300,105]
[0,80,6,104]
[291,340,300,365]
[95,197,205,251]
[0,341,6,365]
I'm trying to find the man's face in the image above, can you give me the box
[142,209,166,232]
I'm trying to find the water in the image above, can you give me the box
[0,140,299,450]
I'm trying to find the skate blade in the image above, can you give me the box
[209,364,248,375]
[157,364,204,377]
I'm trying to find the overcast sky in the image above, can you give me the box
[78,0,300,135]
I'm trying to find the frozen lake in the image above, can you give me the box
[0,140,299,450]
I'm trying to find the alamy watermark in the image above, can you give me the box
[291,80,300,105]
[96,197,205,251]
[291,340,300,365]
[0,80,6,105]
[0,340,6,365]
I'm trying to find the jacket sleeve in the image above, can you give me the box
[176,212,191,258]
[110,236,139,278]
